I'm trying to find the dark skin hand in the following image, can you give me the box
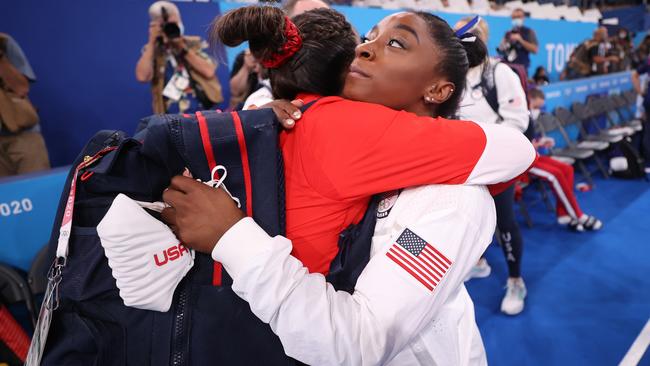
[252,98,304,127]
[159,99,304,253]
[161,175,245,254]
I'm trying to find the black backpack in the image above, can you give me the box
[37,108,377,365]
[610,136,648,180]
[477,60,535,140]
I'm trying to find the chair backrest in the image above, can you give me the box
[586,96,616,130]
[623,90,637,105]
[571,101,593,120]
[536,113,576,150]
[554,107,580,126]
[554,107,583,143]
[586,97,606,115]
[612,94,627,108]
[0,264,30,304]
[0,263,36,327]
[600,95,617,112]
[535,113,559,134]
[28,244,51,295]
[612,93,635,121]
[603,94,626,127]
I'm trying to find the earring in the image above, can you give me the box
[424,96,434,103]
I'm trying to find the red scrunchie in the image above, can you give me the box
[261,16,303,69]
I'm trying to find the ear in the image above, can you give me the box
[424,81,456,104]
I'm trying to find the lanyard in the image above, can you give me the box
[24,145,119,366]
[56,146,118,261]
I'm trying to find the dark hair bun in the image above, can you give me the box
[459,32,487,68]
[210,6,288,63]
[210,5,358,100]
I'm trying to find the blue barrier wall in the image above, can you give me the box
[0,168,68,271]
[0,0,229,168]
[540,71,632,112]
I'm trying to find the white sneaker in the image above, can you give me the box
[465,258,491,281]
[500,278,527,315]
[557,215,571,225]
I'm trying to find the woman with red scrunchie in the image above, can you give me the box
[161,6,535,365]
[165,6,535,275]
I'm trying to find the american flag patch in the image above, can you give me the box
[386,229,452,292]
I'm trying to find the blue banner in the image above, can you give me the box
[540,71,633,111]
[0,168,68,270]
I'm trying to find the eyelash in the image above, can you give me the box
[388,39,405,49]
[361,36,405,49]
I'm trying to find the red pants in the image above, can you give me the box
[528,156,584,220]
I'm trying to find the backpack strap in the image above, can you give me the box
[195,100,321,286]
[195,111,225,286]
[300,99,319,112]
[478,61,500,117]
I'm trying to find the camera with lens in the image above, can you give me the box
[161,7,181,40]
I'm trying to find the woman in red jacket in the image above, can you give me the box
[164,6,535,276]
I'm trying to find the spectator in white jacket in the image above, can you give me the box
[456,16,531,316]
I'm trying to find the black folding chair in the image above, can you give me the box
[554,107,611,152]
[623,89,640,109]
[572,101,625,144]
[0,263,37,328]
[595,95,637,136]
[28,244,51,297]
[610,93,643,132]
[516,177,556,228]
[536,113,598,185]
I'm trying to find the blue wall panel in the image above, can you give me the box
[0,168,68,271]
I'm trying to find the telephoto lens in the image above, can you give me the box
[163,22,181,39]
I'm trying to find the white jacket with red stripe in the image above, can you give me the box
[212,183,495,365]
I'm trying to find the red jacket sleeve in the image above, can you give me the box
[300,98,535,201]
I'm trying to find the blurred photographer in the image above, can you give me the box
[586,27,618,76]
[609,27,633,73]
[0,33,50,177]
[135,1,222,114]
[497,8,538,75]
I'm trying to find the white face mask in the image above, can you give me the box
[512,18,524,28]
[530,108,541,121]
[97,194,194,312]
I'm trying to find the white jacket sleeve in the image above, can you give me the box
[494,63,530,133]
[465,121,536,185]
[212,185,496,366]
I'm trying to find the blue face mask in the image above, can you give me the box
[512,18,524,28]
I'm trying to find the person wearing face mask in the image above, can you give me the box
[586,27,619,76]
[527,89,603,232]
[135,1,222,114]
[456,16,530,316]
[609,27,633,73]
[497,8,538,75]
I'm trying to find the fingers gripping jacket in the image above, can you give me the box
[97,166,241,312]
